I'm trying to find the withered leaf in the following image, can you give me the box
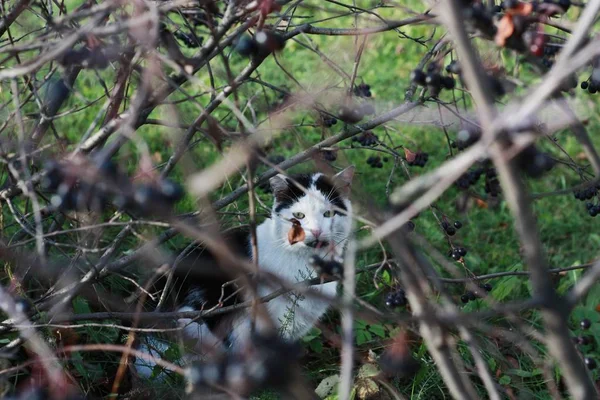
[495,3,533,47]
[288,218,305,245]
[495,15,515,47]
[404,148,416,163]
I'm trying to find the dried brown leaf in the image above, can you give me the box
[495,14,515,47]
[404,148,416,163]
[288,219,305,245]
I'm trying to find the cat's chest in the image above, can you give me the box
[255,248,336,337]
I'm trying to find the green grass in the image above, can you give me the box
[1,1,600,399]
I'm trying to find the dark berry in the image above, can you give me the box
[385,293,394,308]
[441,76,456,90]
[578,336,592,346]
[425,73,441,88]
[558,0,570,11]
[410,70,426,86]
[581,318,592,330]
[446,227,456,236]
[158,179,184,203]
[354,83,372,98]
[236,35,257,57]
[466,291,477,301]
[457,247,467,257]
[585,357,597,370]
[254,30,286,56]
[461,294,470,304]
[451,249,461,261]
[402,221,416,233]
[454,221,462,229]
[322,115,338,127]
[581,81,589,90]
[482,283,493,292]
[321,150,337,162]
[445,61,461,75]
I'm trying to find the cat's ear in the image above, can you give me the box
[333,166,355,194]
[269,174,289,195]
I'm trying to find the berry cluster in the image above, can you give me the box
[449,247,468,261]
[235,31,286,58]
[338,101,375,123]
[463,2,496,37]
[586,202,600,217]
[367,155,384,169]
[574,185,598,201]
[321,113,338,127]
[406,151,429,167]
[320,150,337,162]
[353,83,372,98]
[572,318,597,369]
[485,168,501,197]
[174,31,203,48]
[41,158,184,214]
[580,68,600,94]
[456,168,483,190]
[441,220,462,236]
[515,145,555,178]
[385,289,407,308]
[308,255,344,278]
[411,64,456,97]
[460,284,492,304]
[452,127,481,150]
[186,333,302,394]
[59,47,112,69]
[352,131,378,147]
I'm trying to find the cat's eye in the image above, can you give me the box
[323,210,333,218]
[292,212,305,219]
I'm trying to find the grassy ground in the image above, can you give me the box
[2,1,600,399]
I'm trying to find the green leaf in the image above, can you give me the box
[303,327,322,342]
[508,368,543,378]
[72,297,91,314]
[356,330,372,346]
[382,270,391,285]
[499,375,511,385]
[309,339,324,353]
[368,324,386,338]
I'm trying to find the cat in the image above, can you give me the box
[133,167,354,378]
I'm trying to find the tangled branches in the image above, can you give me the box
[1,0,600,399]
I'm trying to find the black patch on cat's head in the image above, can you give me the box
[314,174,347,212]
[273,174,312,212]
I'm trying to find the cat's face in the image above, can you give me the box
[269,168,354,255]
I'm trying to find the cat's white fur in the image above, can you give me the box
[133,168,353,378]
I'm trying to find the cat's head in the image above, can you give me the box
[269,167,354,254]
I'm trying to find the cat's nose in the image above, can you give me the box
[310,229,322,238]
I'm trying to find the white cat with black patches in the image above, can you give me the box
[134,167,354,377]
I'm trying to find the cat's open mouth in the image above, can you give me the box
[305,240,330,249]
